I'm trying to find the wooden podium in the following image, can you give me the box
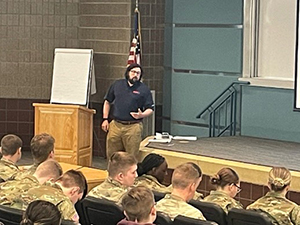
[33,103,96,166]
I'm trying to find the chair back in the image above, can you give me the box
[189,200,227,225]
[154,212,172,225]
[174,215,218,225]
[80,196,125,225]
[0,204,23,225]
[153,191,166,202]
[227,208,273,225]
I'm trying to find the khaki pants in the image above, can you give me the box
[106,120,143,159]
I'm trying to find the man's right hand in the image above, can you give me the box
[101,120,109,132]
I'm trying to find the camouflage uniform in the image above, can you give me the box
[134,174,171,193]
[134,175,203,200]
[0,174,40,208]
[16,182,79,222]
[156,194,206,221]
[88,177,128,203]
[247,191,300,225]
[0,158,19,181]
[24,163,39,175]
[203,190,243,214]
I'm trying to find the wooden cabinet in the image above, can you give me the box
[33,103,95,166]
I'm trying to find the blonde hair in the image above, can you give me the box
[172,162,202,189]
[121,186,154,222]
[268,167,291,192]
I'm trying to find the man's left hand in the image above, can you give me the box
[130,108,143,119]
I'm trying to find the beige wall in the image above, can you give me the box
[0,0,165,105]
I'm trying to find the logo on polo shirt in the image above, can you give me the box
[133,91,140,94]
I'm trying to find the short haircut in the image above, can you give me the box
[1,134,22,156]
[121,186,154,222]
[211,167,240,188]
[268,167,291,192]
[35,159,63,181]
[108,152,137,178]
[172,162,202,189]
[30,133,55,164]
[20,200,61,225]
[57,170,87,194]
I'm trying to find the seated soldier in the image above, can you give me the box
[88,151,137,202]
[117,186,156,225]
[247,167,300,224]
[0,134,22,181]
[135,153,170,193]
[20,200,62,225]
[15,170,86,223]
[156,162,206,221]
[0,159,62,207]
[203,167,243,213]
[26,133,55,175]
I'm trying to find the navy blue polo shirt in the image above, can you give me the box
[104,79,154,121]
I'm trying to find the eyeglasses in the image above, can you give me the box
[233,183,242,193]
[130,70,141,75]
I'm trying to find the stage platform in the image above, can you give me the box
[138,136,300,192]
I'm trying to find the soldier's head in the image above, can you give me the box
[210,167,241,198]
[34,159,63,184]
[268,167,291,192]
[137,153,168,183]
[20,200,61,225]
[121,186,156,223]
[30,133,55,165]
[57,170,87,204]
[108,151,138,187]
[0,134,22,163]
[125,63,143,84]
[171,162,202,202]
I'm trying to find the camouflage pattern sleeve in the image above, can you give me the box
[290,205,300,225]
[57,200,79,222]
[0,159,19,181]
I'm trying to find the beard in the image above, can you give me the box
[128,77,139,84]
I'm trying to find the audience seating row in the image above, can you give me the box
[0,194,273,225]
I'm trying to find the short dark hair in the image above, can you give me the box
[108,152,137,178]
[124,63,143,80]
[121,186,155,222]
[20,200,61,225]
[57,170,87,194]
[30,133,55,164]
[1,134,22,156]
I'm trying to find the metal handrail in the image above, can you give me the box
[196,81,250,119]
[197,81,250,137]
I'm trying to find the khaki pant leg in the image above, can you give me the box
[106,120,125,159]
[121,122,143,159]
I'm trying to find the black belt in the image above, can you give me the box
[115,120,141,125]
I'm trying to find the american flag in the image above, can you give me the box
[127,8,141,66]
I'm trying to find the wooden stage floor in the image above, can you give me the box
[146,136,300,172]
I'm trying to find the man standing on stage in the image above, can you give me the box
[101,63,154,159]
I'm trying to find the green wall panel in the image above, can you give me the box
[241,86,300,143]
[173,0,243,24]
[171,73,238,123]
[173,27,242,73]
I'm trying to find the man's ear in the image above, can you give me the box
[0,147,2,153]
[17,147,21,154]
[117,172,124,181]
[70,186,80,195]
